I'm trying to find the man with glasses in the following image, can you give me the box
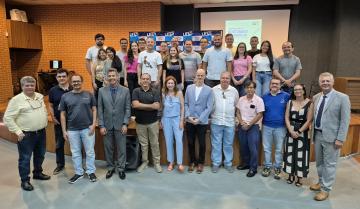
[261,78,290,179]
[210,71,239,173]
[59,74,97,184]
[48,68,71,175]
[85,33,107,75]
[4,76,50,191]
[235,81,264,177]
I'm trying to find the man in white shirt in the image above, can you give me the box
[137,37,163,89]
[210,71,239,173]
[85,33,106,75]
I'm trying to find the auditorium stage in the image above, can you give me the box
[0,139,359,209]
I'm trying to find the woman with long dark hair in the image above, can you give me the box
[161,76,184,172]
[91,48,107,100]
[162,46,184,90]
[283,84,313,186]
[124,41,140,96]
[252,40,274,96]
[231,42,253,96]
[104,46,123,85]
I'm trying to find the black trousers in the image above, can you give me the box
[54,124,65,167]
[186,123,207,165]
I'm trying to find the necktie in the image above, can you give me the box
[315,95,327,128]
[111,88,116,102]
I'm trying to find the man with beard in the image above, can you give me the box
[202,34,233,87]
[273,41,302,94]
[59,74,97,184]
[85,33,107,75]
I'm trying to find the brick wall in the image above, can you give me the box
[0,0,14,103]
[12,2,162,91]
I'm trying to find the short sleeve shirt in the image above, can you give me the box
[203,47,233,80]
[85,45,106,62]
[132,87,160,124]
[236,94,265,124]
[233,55,252,76]
[138,50,163,82]
[179,51,202,81]
[48,85,71,121]
[273,55,302,80]
[59,91,96,130]
[252,54,272,72]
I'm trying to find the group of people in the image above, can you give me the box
[3,33,351,202]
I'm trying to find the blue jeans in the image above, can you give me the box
[68,128,96,175]
[255,72,272,96]
[234,76,248,97]
[162,116,184,164]
[262,125,286,169]
[17,129,46,182]
[210,124,235,167]
[238,124,260,170]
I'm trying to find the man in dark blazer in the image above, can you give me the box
[98,68,131,180]
[310,72,351,201]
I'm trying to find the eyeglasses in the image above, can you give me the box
[27,100,42,109]
[72,80,82,83]
[294,89,303,91]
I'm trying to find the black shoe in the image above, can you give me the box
[119,171,126,180]
[53,166,64,175]
[33,173,51,180]
[21,181,34,191]
[89,173,97,182]
[246,170,257,177]
[237,165,250,170]
[106,170,115,179]
[68,174,84,184]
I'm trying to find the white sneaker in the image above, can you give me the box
[154,164,162,173]
[137,162,148,173]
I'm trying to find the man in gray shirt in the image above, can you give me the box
[60,74,97,184]
[179,40,202,91]
[273,41,302,94]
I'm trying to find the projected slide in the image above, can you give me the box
[226,19,262,49]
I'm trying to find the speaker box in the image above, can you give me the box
[125,135,141,170]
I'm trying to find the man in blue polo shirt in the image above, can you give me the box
[261,78,290,179]
[48,68,71,175]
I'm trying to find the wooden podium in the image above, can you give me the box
[334,77,360,111]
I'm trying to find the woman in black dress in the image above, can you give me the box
[283,84,313,186]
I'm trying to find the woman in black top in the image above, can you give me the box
[162,46,184,90]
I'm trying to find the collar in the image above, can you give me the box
[58,84,70,91]
[269,90,282,96]
[322,89,334,97]
[141,87,152,92]
[22,92,41,100]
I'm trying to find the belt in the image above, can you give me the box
[22,128,45,135]
[256,71,272,74]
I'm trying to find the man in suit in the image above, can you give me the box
[184,68,214,173]
[98,68,131,180]
[310,72,351,201]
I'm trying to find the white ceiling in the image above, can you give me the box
[6,0,299,6]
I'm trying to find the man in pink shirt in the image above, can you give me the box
[236,80,264,177]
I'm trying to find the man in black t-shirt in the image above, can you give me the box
[48,69,71,175]
[132,73,162,173]
[247,36,261,58]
